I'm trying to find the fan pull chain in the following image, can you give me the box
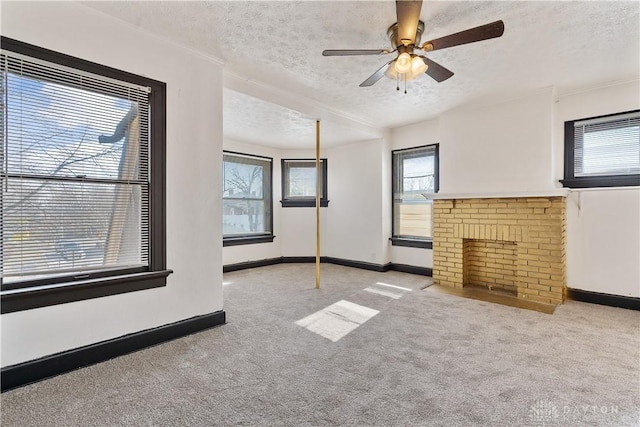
[404,74,407,94]
[396,74,400,91]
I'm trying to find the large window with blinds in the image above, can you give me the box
[562,110,640,188]
[223,151,274,246]
[1,37,169,313]
[391,144,439,248]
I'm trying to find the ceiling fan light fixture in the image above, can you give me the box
[404,70,420,82]
[384,62,398,80]
[385,62,420,82]
[384,60,427,82]
[394,52,412,73]
[411,55,428,75]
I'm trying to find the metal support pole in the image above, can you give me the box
[315,120,320,289]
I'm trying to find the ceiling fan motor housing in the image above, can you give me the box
[387,20,425,49]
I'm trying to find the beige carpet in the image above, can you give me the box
[1,263,638,426]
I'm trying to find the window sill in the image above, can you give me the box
[0,269,173,314]
[223,235,275,247]
[560,175,640,188]
[390,237,433,249]
[281,199,329,208]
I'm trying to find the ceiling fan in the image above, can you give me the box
[322,0,504,90]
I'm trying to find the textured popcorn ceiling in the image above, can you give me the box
[84,1,640,148]
[224,89,380,148]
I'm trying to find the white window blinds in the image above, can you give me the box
[1,52,151,283]
[574,111,640,177]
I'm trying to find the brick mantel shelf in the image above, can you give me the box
[431,189,570,200]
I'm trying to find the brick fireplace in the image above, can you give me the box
[432,195,567,305]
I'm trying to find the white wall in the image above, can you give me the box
[222,139,282,265]
[565,189,639,297]
[380,132,393,265]
[1,2,224,367]
[279,208,328,257]
[390,245,434,269]
[439,88,556,194]
[557,81,640,297]
[324,139,386,264]
[390,118,440,151]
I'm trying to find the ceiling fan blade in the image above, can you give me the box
[420,56,454,82]
[360,60,394,87]
[422,20,505,52]
[322,49,389,56]
[396,0,423,45]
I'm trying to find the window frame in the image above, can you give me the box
[222,150,274,246]
[280,158,329,208]
[561,110,640,189]
[390,144,439,249]
[0,37,171,314]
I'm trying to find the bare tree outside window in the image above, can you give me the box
[222,153,271,237]
[1,59,149,283]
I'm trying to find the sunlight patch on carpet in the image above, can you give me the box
[364,287,402,299]
[375,282,412,291]
[295,300,379,342]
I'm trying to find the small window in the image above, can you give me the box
[561,110,640,188]
[391,144,439,248]
[281,159,328,207]
[223,152,274,246]
[0,37,170,313]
